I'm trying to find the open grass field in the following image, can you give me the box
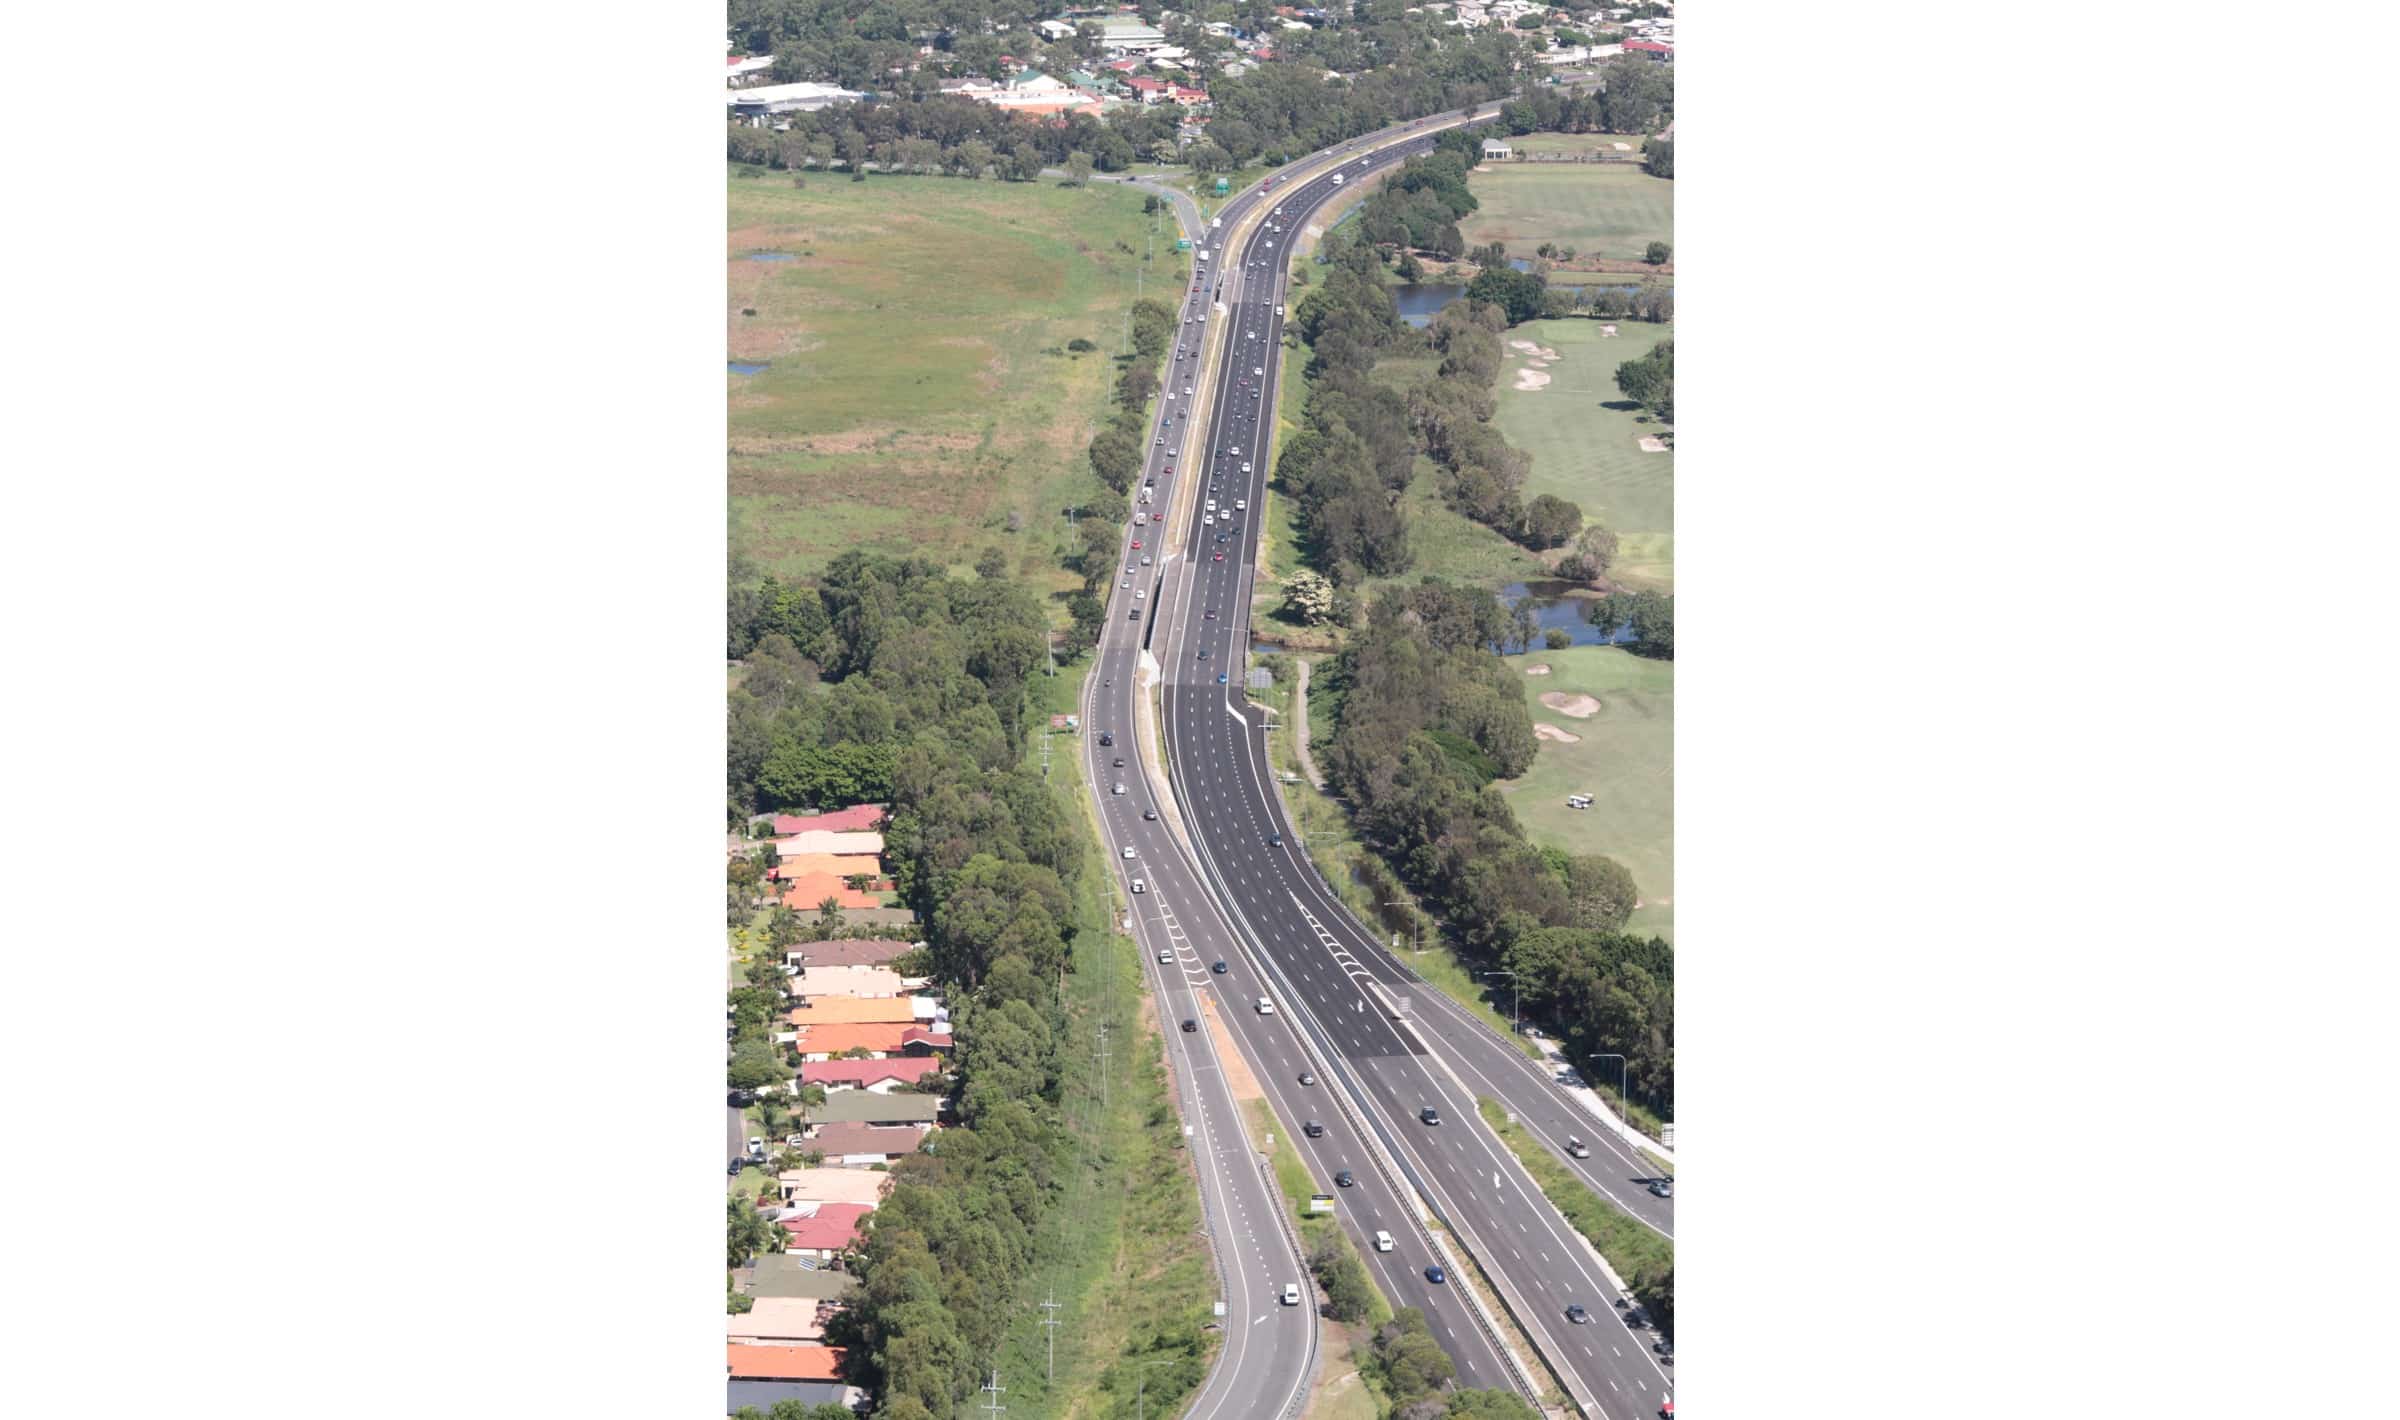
[1457,163,1673,263]
[1497,644,1674,941]
[1496,132,1654,157]
[1494,318,1674,591]
[728,170,1183,588]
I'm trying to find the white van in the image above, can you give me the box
[1373,1231,1395,1253]
[1256,996,1275,1015]
[1281,1283,1301,1306]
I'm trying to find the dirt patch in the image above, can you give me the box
[1539,691,1602,719]
[1638,435,1671,453]
[1534,723,1582,744]
[1199,993,1264,1102]
[1512,368,1552,391]
[1524,663,1552,676]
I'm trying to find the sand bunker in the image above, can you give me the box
[1598,324,1619,337]
[1513,368,1553,391]
[1534,723,1582,743]
[1539,691,1602,719]
[1612,142,1633,151]
[1509,340,1540,353]
[1525,663,1553,676]
[1638,435,1671,453]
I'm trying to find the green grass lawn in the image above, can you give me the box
[1496,644,1674,941]
[1457,164,1673,263]
[1493,319,1674,591]
[729,169,1184,586]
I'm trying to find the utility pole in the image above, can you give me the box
[1039,1288,1063,1382]
[979,1371,1005,1420]
[1096,1022,1111,1113]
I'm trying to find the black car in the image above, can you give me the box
[1112,756,1126,768]
[1197,649,1209,660]
[1204,608,1217,620]
[1211,959,1228,974]
[1099,731,1114,747]
[728,1090,754,1107]
[1419,1106,1441,1125]
[1334,1170,1355,1187]
[1566,1304,1591,1325]
[1298,1071,1315,1086]
[1302,1120,1325,1138]
[1181,1018,1198,1033]
[727,1158,746,1176]
[1425,1266,1446,1284]
[1267,832,1282,846]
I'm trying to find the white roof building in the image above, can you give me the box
[728,82,865,116]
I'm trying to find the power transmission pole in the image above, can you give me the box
[1096,1023,1111,1113]
[980,1371,1006,1419]
[1039,1288,1063,1381]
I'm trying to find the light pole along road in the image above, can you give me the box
[1073,118,1538,1420]
[1146,115,1678,1420]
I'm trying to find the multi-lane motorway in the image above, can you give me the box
[1080,112,1678,1419]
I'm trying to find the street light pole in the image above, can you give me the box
[1590,1052,1629,1130]
[1481,969,1519,1034]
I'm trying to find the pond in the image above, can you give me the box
[1393,283,1465,328]
[728,361,769,376]
[1493,581,1636,651]
[743,251,795,262]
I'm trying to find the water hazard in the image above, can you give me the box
[1493,581,1636,651]
[743,251,795,262]
[728,361,769,376]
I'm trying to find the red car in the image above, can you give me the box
[1151,512,1165,522]
[1213,551,1225,562]
[1131,539,1143,549]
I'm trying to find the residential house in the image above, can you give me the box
[777,875,883,912]
[803,1091,944,1128]
[802,1056,943,1091]
[788,996,922,1028]
[727,1296,827,1345]
[768,852,889,885]
[807,1121,928,1164]
[777,1168,896,1207]
[727,1380,857,1415]
[748,1255,863,1301]
[791,964,909,1000]
[772,828,885,856]
[1624,38,1673,62]
[785,938,920,969]
[763,799,882,839]
[778,1202,876,1258]
[1481,138,1514,161]
[790,1021,937,1059]
[727,1343,847,1382]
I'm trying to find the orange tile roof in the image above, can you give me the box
[778,875,883,911]
[771,852,882,879]
[790,1022,916,1056]
[726,1343,846,1381]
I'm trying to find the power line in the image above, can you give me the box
[979,1370,1006,1419]
[1039,1287,1064,1382]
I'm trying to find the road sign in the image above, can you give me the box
[1660,1124,1676,1148]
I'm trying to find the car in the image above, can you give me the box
[1212,959,1228,974]
[1128,609,1140,620]
[746,1136,765,1154]
[1655,1339,1674,1360]
[1242,461,1252,474]
[1154,436,1165,446]
[1425,1266,1446,1284]
[1181,1018,1198,1032]
[1297,1071,1314,1085]
[1267,831,1281,846]
[1256,996,1275,1015]
[1649,1178,1673,1198]
[1143,807,1158,821]
[1217,673,1228,684]
[1130,878,1146,894]
[1204,608,1217,620]
[1334,1169,1355,1187]
[1141,554,1153,565]
[1566,1304,1591,1324]
[1098,731,1114,746]
[728,1089,754,1107]
[1112,782,1126,795]
[1213,551,1224,561]
[1566,1137,1590,1159]
[1129,537,1142,549]
[1302,1120,1325,1138]
[1197,648,1209,660]
[1121,845,1137,859]
[1152,511,1165,522]
[1235,499,1247,511]
[1254,366,1263,376]
[1419,1107,1441,1125]
[728,1157,746,1176]
[1280,1282,1301,1306]
[1112,756,1126,768]
[1373,1230,1394,1252]
[1156,948,1173,964]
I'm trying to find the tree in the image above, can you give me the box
[728,1194,777,1268]
[1069,591,1106,644]
[1142,192,1161,214]
[1462,268,1547,325]
[1644,240,1672,266]
[1311,1238,1374,1322]
[1066,149,1095,186]
[1520,493,1581,550]
[1281,568,1337,625]
[1543,628,1571,650]
[729,1039,790,1091]
[974,546,1008,581]
[1642,135,1674,178]
[1613,340,1674,423]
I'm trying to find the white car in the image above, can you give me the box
[1130,878,1147,894]
[1113,782,1127,795]
[1242,462,1252,474]
[1280,1283,1300,1306]
[1157,949,1173,964]
[1122,845,1137,859]
[1204,513,1215,526]
[1235,499,1247,511]
[1373,1230,1394,1253]
[1256,997,1275,1015]
[1254,367,1263,376]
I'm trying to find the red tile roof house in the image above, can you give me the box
[778,1202,876,1258]
[769,804,886,836]
[784,938,921,969]
[726,1343,847,1382]
[1624,39,1674,62]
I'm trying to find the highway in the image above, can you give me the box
[1141,121,1679,1419]
[1075,118,1541,1420]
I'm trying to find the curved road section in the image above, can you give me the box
[1077,116,1540,1420]
[1151,122,1678,1419]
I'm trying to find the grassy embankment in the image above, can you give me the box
[728,170,1185,599]
[1477,1098,1672,1296]
[978,668,1220,1420]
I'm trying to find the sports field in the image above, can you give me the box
[1496,644,1674,941]
[1496,133,1653,157]
[1456,163,1673,263]
[728,170,1180,586]
[1492,318,1674,591]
